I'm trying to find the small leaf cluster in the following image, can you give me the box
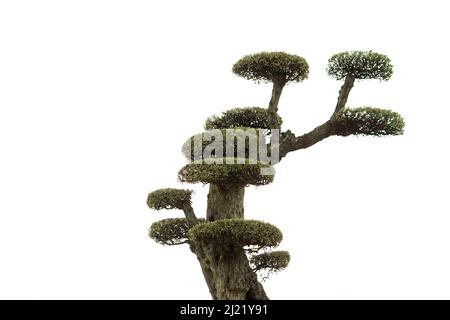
[250,251,290,273]
[150,218,189,245]
[177,158,275,186]
[327,51,393,80]
[149,218,204,246]
[204,107,282,130]
[232,52,309,84]
[332,107,405,136]
[147,188,192,210]
[189,219,283,250]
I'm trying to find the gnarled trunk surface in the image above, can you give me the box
[192,183,268,300]
[206,184,245,221]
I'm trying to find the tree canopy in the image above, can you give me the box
[327,50,393,80]
[146,49,404,300]
[204,107,282,130]
[178,158,275,186]
[147,188,193,210]
[189,219,283,250]
[233,52,309,84]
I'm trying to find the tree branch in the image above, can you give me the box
[182,204,198,226]
[334,74,355,114]
[277,75,356,159]
[279,121,336,159]
[267,81,285,129]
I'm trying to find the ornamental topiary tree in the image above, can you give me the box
[147,50,404,300]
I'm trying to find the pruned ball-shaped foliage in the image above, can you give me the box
[182,127,267,162]
[178,158,275,186]
[232,52,309,84]
[250,251,290,273]
[149,218,205,246]
[189,219,283,249]
[327,51,393,80]
[331,107,405,136]
[204,107,283,130]
[147,188,192,210]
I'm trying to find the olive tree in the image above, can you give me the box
[147,51,404,300]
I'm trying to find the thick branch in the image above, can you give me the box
[334,74,355,114]
[279,121,335,159]
[182,204,198,226]
[278,75,355,159]
[267,81,285,129]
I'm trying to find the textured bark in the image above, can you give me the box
[182,204,197,226]
[334,74,355,114]
[192,245,218,300]
[191,183,268,300]
[206,184,245,221]
[267,81,285,129]
[279,121,336,159]
[194,242,268,300]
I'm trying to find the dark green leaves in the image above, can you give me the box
[250,251,290,278]
[149,218,204,246]
[233,52,309,84]
[178,158,275,186]
[189,219,283,250]
[331,107,405,136]
[147,188,193,210]
[327,51,393,80]
[181,127,267,162]
[204,107,282,130]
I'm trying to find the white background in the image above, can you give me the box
[1,0,449,299]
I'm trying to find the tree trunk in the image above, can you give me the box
[206,184,245,221]
[192,183,268,300]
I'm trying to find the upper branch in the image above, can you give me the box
[278,50,397,160]
[279,120,335,159]
[147,188,198,226]
[231,52,308,130]
[268,81,285,129]
[182,204,198,226]
[233,50,400,162]
[278,76,352,159]
[334,74,354,114]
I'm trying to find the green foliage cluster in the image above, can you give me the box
[204,107,282,130]
[147,188,192,210]
[177,158,275,186]
[189,219,282,249]
[149,218,205,246]
[327,51,393,80]
[150,218,188,245]
[232,52,309,84]
[332,107,405,136]
[182,127,267,161]
[250,251,290,272]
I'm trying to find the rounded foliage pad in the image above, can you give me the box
[189,219,282,249]
[233,52,309,84]
[327,50,393,80]
[182,127,267,162]
[250,251,290,272]
[149,218,204,246]
[204,107,282,130]
[178,158,275,186]
[147,188,192,210]
[332,107,405,136]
